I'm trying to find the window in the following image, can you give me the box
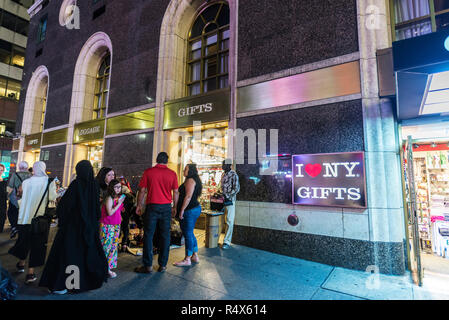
[0,9,29,36]
[11,45,25,68]
[40,85,47,131]
[37,15,47,43]
[392,0,449,40]
[0,76,21,100]
[93,54,110,119]
[0,40,25,69]
[187,2,230,96]
[6,79,21,100]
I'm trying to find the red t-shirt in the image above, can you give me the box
[139,164,178,205]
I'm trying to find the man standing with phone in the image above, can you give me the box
[134,152,179,274]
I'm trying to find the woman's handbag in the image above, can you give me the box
[30,178,53,234]
[210,193,224,211]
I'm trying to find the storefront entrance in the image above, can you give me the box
[72,140,104,176]
[401,124,449,286]
[165,121,228,211]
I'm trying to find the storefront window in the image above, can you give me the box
[187,2,229,96]
[93,54,110,119]
[166,121,228,209]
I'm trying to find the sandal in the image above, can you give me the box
[173,259,192,267]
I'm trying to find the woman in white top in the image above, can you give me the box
[8,161,58,284]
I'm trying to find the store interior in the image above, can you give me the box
[167,121,228,210]
[166,121,228,231]
[407,136,449,275]
[73,140,103,177]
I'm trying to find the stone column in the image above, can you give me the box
[356,0,406,274]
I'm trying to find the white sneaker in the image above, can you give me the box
[51,289,68,295]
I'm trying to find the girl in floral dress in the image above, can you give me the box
[100,179,125,278]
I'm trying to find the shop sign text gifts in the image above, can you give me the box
[292,152,366,208]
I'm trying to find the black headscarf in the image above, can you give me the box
[76,160,102,238]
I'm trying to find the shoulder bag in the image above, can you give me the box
[30,178,52,234]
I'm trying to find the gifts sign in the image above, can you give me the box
[292,152,366,208]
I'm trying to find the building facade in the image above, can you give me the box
[0,0,33,177]
[14,0,412,275]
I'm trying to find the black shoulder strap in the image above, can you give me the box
[15,173,23,183]
[33,178,52,219]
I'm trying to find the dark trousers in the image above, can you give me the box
[120,210,130,246]
[142,204,171,268]
[0,207,5,233]
[7,204,19,230]
[8,224,50,268]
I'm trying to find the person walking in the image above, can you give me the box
[6,161,32,239]
[96,167,115,203]
[220,159,240,250]
[39,160,109,294]
[8,161,57,284]
[0,164,8,234]
[173,163,202,267]
[134,152,179,274]
[99,179,124,279]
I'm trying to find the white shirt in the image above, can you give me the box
[18,176,58,225]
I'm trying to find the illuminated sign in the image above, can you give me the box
[73,119,105,144]
[292,152,366,208]
[164,89,230,130]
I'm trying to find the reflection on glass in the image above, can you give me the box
[434,0,449,12]
[436,11,449,30]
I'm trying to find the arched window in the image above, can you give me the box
[40,84,47,131]
[93,53,110,119]
[187,2,230,96]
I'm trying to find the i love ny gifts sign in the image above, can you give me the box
[292,152,367,208]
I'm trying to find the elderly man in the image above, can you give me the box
[7,161,32,239]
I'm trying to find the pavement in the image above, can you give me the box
[1,224,449,300]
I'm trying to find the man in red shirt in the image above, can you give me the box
[134,152,179,274]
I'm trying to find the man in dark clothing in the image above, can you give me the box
[134,152,179,274]
[6,161,32,239]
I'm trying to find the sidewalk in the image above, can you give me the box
[1,225,448,300]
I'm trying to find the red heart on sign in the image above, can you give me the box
[305,164,322,178]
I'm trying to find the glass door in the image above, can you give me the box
[401,135,423,286]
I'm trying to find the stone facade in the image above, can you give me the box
[14,0,405,275]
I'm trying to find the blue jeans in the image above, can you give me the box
[180,205,202,256]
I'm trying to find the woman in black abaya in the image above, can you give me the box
[39,160,108,294]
